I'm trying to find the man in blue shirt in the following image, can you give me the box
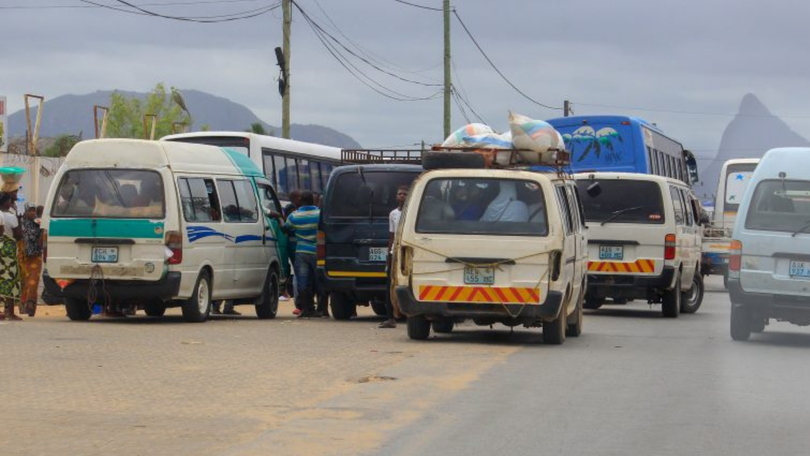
[283,191,320,318]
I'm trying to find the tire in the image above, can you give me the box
[65,297,92,321]
[432,318,454,334]
[422,151,486,171]
[680,273,704,314]
[751,317,766,333]
[143,300,166,317]
[182,271,212,323]
[255,268,280,319]
[407,315,431,340]
[566,289,584,338]
[370,299,387,317]
[583,295,603,310]
[661,273,681,318]
[543,306,567,345]
[330,292,355,321]
[730,304,752,341]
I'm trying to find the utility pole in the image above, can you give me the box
[564,100,571,117]
[443,0,451,139]
[282,0,292,139]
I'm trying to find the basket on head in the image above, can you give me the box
[0,167,25,193]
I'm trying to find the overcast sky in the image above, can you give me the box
[5,0,810,162]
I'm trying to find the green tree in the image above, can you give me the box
[106,83,192,139]
[43,134,82,157]
[246,122,274,136]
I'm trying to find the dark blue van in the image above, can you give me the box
[318,164,423,319]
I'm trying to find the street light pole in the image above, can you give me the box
[282,0,292,139]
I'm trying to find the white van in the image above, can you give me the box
[728,148,810,340]
[392,158,588,344]
[41,139,288,322]
[574,172,705,317]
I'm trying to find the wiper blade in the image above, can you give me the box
[600,206,644,226]
[792,220,810,237]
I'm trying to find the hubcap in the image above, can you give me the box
[198,279,210,313]
[685,278,699,307]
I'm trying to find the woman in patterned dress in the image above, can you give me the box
[20,203,43,317]
[0,192,22,321]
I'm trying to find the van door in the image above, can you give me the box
[567,183,587,300]
[669,186,693,284]
[47,168,172,283]
[216,178,265,297]
[256,180,289,278]
[554,185,577,313]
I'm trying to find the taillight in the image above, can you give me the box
[729,240,742,272]
[42,229,48,263]
[317,230,326,261]
[664,234,676,260]
[166,231,183,265]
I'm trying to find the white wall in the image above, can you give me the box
[0,153,64,208]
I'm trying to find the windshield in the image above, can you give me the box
[326,170,419,218]
[724,163,757,211]
[576,179,665,224]
[745,179,810,233]
[415,177,548,236]
[51,169,165,219]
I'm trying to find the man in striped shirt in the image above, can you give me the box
[284,191,321,318]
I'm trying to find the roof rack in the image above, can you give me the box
[341,149,423,164]
[430,145,571,169]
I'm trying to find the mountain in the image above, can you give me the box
[7,89,361,148]
[696,93,810,197]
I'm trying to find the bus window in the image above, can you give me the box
[647,147,655,174]
[311,162,322,193]
[273,155,287,195]
[323,164,333,185]
[263,154,276,187]
[298,159,311,190]
[285,157,298,191]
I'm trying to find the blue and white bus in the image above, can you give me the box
[163,131,343,201]
[546,115,698,185]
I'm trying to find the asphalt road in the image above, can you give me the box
[3,276,809,456]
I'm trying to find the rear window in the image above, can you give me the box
[51,169,165,219]
[745,179,810,233]
[576,179,665,224]
[415,178,548,236]
[724,163,757,211]
[326,170,419,218]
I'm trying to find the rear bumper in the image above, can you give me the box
[395,285,564,321]
[318,267,387,298]
[729,279,810,319]
[42,270,182,303]
[587,266,676,299]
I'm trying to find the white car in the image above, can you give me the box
[729,147,810,340]
[574,172,705,317]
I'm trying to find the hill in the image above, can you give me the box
[7,89,361,148]
[696,93,810,197]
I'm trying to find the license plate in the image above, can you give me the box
[368,247,387,262]
[464,266,495,285]
[789,260,810,278]
[91,246,119,263]
[599,245,624,260]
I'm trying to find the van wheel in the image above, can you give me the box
[407,315,431,340]
[330,292,355,321]
[432,318,454,334]
[566,289,584,337]
[680,273,704,314]
[583,295,603,310]
[65,297,92,321]
[144,300,166,317]
[182,271,211,323]
[370,299,387,316]
[751,317,766,333]
[730,304,752,341]
[543,307,567,345]
[255,269,280,319]
[661,273,681,318]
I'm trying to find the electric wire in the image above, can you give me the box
[0,0,268,8]
[95,0,280,22]
[392,0,443,12]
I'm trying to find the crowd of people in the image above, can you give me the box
[0,171,45,322]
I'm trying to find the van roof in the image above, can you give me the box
[332,164,424,173]
[573,171,689,187]
[64,139,265,178]
[755,148,810,179]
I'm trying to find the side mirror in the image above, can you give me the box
[586,182,602,198]
[699,213,710,225]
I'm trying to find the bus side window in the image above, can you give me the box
[272,155,287,196]
[311,162,322,193]
[285,157,298,192]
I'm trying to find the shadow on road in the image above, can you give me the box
[737,330,810,348]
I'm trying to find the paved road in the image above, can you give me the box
[3,276,809,456]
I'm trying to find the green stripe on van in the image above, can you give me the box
[221,147,264,177]
[49,219,165,239]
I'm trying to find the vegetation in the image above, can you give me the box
[106,83,192,139]
[247,122,273,136]
[43,134,82,157]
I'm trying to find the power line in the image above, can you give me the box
[1,0,268,9]
[573,101,810,120]
[450,59,487,125]
[392,0,442,12]
[452,9,562,111]
[91,0,280,22]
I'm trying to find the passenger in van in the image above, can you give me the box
[118,184,139,208]
[451,181,486,221]
[420,185,455,222]
[481,181,529,222]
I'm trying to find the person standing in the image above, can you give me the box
[0,192,22,321]
[282,189,301,307]
[379,185,409,329]
[281,191,320,318]
[20,203,43,317]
